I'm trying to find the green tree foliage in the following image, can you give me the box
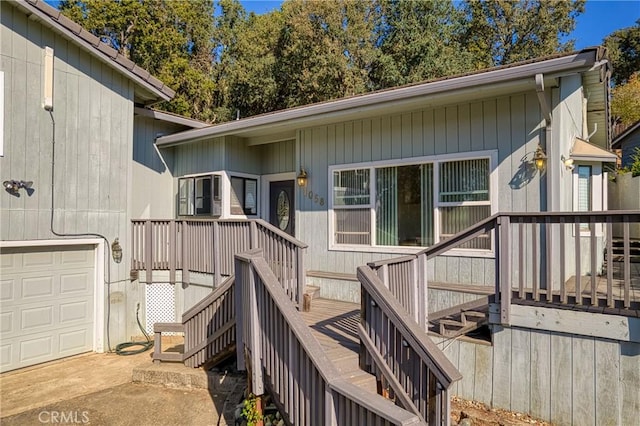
[60,0,218,122]
[611,72,640,127]
[272,0,378,108]
[604,19,640,85]
[461,0,585,68]
[59,0,590,123]
[371,0,474,89]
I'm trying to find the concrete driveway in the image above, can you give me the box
[0,351,228,425]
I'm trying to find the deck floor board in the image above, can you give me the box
[300,298,377,392]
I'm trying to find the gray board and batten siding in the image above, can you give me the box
[438,327,639,426]
[297,91,546,286]
[1,2,136,343]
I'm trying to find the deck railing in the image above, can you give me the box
[131,218,307,305]
[367,211,640,325]
[182,275,236,368]
[358,266,461,425]
[235,249,424,426]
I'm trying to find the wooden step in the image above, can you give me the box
[461,310,487,325]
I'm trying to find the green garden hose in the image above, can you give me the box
[115,303,154,355]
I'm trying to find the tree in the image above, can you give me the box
[272,0,378,108]
[370,0,474,89]
[611,72,640,128]
[461,0,585,68]
[604,19,640,85]
[60,0,218,122]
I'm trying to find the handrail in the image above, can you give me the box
[131,217,307,305]
[358,265,460,425]
[358,266,462,387]
[182,275,236,368]
[235,249,424,426]
[365,211,640,328]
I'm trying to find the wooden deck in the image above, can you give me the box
[300,298,377,392]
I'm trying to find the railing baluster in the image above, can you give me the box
[590,216,597,306]
[574,221,581,304]
[518,218,524,299]
[545,216,551,303]
[624,219,631,308]
[606,220,613,308]
[560,218,566,304]
[532,221,538,302]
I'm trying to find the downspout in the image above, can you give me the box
[535,74,554,211]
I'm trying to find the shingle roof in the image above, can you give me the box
[10,0,175,102]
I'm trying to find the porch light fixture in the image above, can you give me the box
[3,180,33,194]
[111,238,123,264]
[533,144,547,171]
[297,168,308,187]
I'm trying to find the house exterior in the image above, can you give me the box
[0,0,196,372]
[612,119,640,169]
[152,47,615,307]
[138,47,639,425]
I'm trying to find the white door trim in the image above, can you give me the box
[0,238,106,353]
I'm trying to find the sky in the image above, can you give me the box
[46,0,639,48]
[241,0,639,49]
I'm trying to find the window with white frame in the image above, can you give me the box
[331,155,493,250]
[178,175,221,216]
[230,176,258,215]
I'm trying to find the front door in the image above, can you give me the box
[269,180,295,236]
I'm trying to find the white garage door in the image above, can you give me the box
[0,245,95,372]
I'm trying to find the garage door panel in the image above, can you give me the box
[60,273,92,295]
[60,249,93,266]
[21,276,55,299]
[0,245,95,372]
[22,305,54,330]
[1,279,14,301]
[23,251,55,268]
[1,344,12,369]
[20,334,54,362]
[60,300,91,324]
[1,311,13,333]
[59,328,91,354]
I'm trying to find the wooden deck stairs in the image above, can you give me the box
[427,298,490,339]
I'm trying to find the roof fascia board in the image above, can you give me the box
[157,49,599,147]
[12,0,172,102]
[134,107,208,129]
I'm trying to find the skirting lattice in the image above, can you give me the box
[145,283,178,335]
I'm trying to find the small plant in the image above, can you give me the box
[242,393,262,426]
[629,147,640,177]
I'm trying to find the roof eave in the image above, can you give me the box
[156,48,602,148]
[12,0,174,102]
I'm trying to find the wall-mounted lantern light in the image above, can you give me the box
[533,144,547,171]
[111,238,123,264]
[3,180,33,195]
[297,168,308,187]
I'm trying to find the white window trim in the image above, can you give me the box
[572,162,604,237]
[328,150,498,257]
[226,171,260,218]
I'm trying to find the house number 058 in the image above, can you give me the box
[305,190,324,206]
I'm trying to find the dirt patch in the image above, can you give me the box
[451,396,552,426]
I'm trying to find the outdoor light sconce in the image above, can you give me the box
[297,168,308,187]
[561,155,575,171]
[532,145,547,171]
[111,238,123,264]
[3,180,33,195]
